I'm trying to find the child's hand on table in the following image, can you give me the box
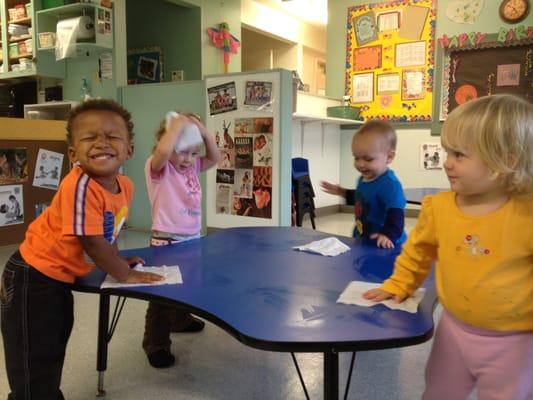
[122,269,164,284]
[363,288,403,303]
[370,233,394,249]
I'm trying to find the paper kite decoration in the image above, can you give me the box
[207,22,241,73]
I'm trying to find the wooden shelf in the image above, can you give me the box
[36,2,103,17]
[0,68,35,79]
[8,17,31,25]
[9,34,31,43]
[9,53,32,60]
[38,43,109,53]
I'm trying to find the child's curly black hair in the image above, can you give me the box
[66,99,135,144]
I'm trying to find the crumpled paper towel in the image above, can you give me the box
[293,237,351,257]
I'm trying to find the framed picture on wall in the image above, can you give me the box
[127,47,163,84]
[402,68,425,100]
[353,11,378,46]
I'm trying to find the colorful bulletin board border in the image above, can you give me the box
[346,0,436,122]
[438,25,533,121]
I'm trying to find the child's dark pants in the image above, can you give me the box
[1,251,72,400]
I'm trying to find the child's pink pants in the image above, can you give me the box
[422,310,533,400]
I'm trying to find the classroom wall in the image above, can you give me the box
[126,0,202,82]
[167,0,242,76]
[120,81,206,231]
[327,0,533,192]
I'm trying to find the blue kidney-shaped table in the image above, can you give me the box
[74,227,437,400]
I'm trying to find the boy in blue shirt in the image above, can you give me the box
[321,120,406,248]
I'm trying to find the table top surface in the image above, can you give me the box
[404,188,445,204]
[75,227,437,353]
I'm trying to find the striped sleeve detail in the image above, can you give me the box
[73,173,90,235]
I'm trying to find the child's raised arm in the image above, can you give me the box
[151,114,189,173]
[78,236,163,283]
[192,119,220,171]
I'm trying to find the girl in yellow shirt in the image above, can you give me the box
[365,95,533,400]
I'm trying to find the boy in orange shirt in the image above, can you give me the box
[0,99,162,400]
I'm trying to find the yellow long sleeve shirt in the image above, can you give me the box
[381,191,533,332]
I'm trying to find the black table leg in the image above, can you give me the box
[96,294,110,397]
[324,350,339,400]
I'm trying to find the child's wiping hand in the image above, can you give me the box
[120,256,163,284]
[363,287,403,303]
[370,233,395,249]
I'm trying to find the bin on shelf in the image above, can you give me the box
[38,32,56,49]
[8,5,26,21]
[24,38,33,54]
[326,106,361,120]
[9,42,20,58]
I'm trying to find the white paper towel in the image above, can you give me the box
[337,281,426,313]
[166,112,204,152]
[56,16,95,60]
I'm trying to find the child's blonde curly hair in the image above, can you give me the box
[442,94,533,195]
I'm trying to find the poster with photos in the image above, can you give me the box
[208,81,238,115]
[0,148,28,184]
[420,143,444,170]
[33,149,64,190]
[0,184,24,226]
[244,81,273,111]
[214,115,274,219]
[215,184,232,214]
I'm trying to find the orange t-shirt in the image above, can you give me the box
[19,166,133,283]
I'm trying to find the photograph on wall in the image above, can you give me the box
[215,119,235,150]
[232,187,272,219]
[352,72,374,103]
[253,166,272,188]
[216,169,234,185]
[127,47,162,84]
[244,81,273,111]
[253,117,274,134]
[0,148,28,184]
[253,134,273,167]
[208,81,238,115]
[496,64,521,87]
[353,45,382,72]
[353,11,378,46]
[0,184,24,226]
[420,143,444,170]
[215,184,232,214]
[402,68,426,100]
[234,169,253,198]
[234,118,254,134]
[32,148,64,190]
[234,136,253,168]
[218,148,235,169]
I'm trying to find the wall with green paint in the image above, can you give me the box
[167,0,242,76]
[126,0,202,82]
[120,80,206,231]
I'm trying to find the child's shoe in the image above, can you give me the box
[147,349,175,368]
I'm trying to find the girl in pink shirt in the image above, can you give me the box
[143,112,219,368]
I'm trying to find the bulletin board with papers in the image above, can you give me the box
[345,0,436,122]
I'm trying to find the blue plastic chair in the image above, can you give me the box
[292,157,310,180]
